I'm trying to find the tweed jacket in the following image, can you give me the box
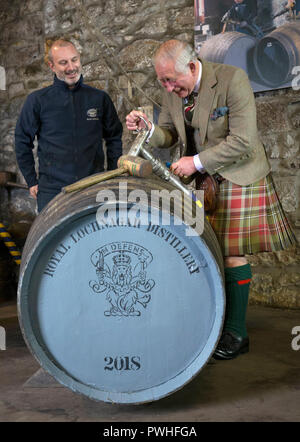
[148,60,270,186]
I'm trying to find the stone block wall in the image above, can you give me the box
[0,0,299,308]
[249,89,300,309]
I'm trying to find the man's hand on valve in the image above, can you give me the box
[170,156,197,178]
[126,110,152,132]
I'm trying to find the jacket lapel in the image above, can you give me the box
[193,60,218,145]
[169,94,186,148]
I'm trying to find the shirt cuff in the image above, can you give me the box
[193,154,205,173]
[145,122,155,143]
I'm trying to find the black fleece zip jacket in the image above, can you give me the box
[15,75,123,193]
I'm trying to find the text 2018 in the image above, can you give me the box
[104,356,141,371]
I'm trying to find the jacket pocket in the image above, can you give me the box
[207,115,229,139]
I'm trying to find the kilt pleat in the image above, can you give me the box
[208,174,297,257]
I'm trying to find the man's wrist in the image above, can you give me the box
[27,179,38,188]
[193,154,205,173]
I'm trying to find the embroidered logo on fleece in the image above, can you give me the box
[87,108,99,120]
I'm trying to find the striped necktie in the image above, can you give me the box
[184,92,197,122]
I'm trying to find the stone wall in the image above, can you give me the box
[250,88,300,309]
[0,0,195,221]
[0,0,299,307]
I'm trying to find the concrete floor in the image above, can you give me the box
[0,299,299,422]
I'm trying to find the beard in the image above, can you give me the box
[57,66,82,86]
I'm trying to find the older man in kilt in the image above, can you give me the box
[126,40,296,360]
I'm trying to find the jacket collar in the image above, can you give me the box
[192,60,217,144]
[53,74,83,91]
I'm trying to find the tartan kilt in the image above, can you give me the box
[208,174,297,257]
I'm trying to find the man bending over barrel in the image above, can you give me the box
[15,39,123,212]
[126,40,296,360]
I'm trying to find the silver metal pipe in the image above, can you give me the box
[140,145,191,198]
[127,116,151,157]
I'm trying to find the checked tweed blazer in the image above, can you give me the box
[148,60,270,186]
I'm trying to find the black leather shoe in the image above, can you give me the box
[213,331,249,360]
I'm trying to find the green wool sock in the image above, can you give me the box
[224,264,252,338]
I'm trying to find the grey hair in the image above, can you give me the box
[48,39,78,63]
[153,40,198,74]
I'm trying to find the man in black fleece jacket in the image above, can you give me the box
[15,39,123,211]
